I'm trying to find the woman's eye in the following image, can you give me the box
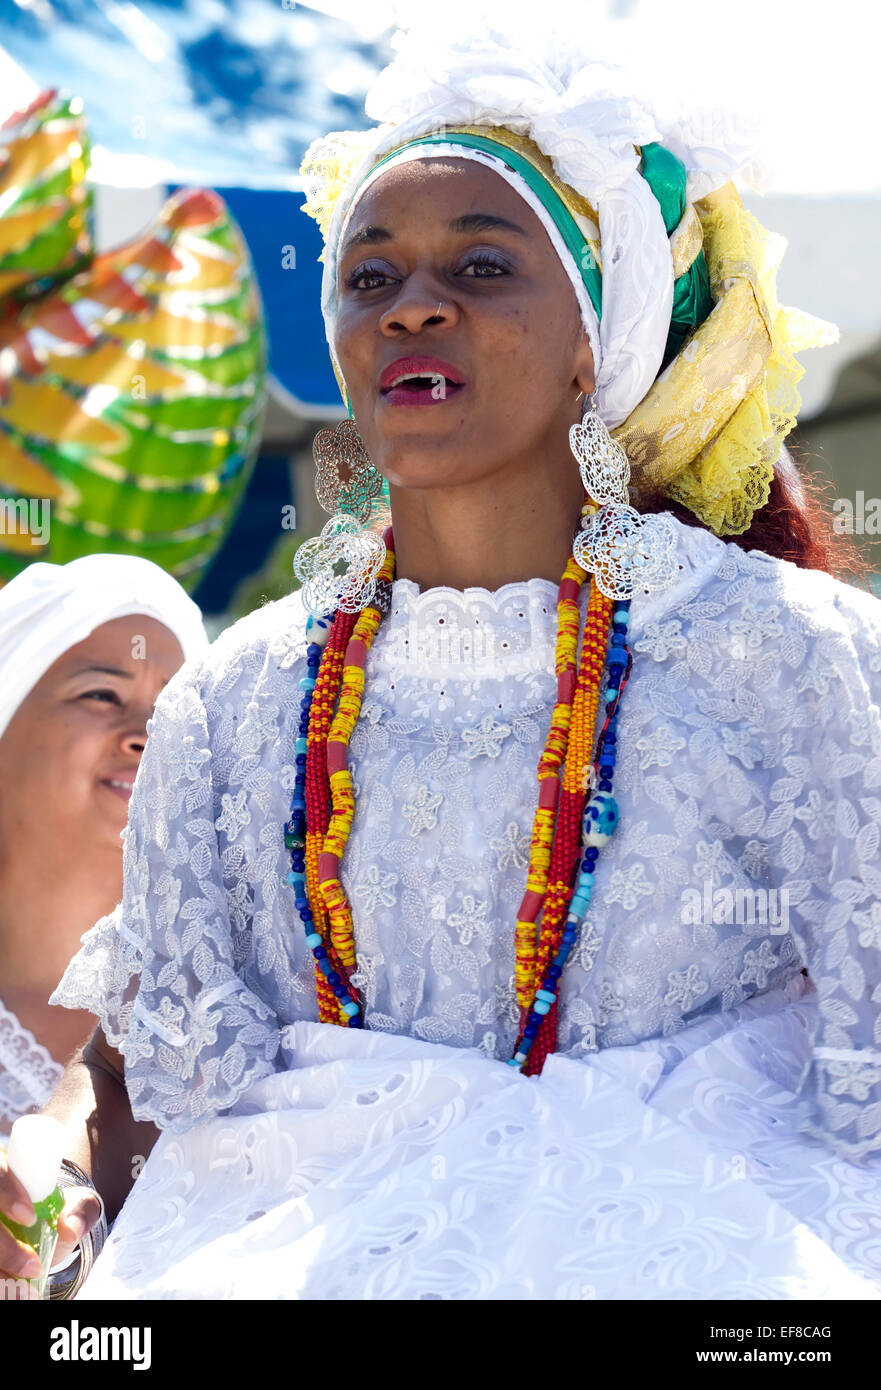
[459,252,509,277]
[81,689,122,705]
[345,263,392,291]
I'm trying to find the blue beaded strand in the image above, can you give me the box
[509,600,632,1069]
[284,613,362,1028]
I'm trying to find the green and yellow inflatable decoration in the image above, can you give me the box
[0,88,267,591]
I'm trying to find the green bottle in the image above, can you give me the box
[1,1115,66,1299]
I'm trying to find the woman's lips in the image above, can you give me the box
[381,380,466,407]
[379,355,466,407]
[100,778,135,803]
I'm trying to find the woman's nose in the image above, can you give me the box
[118,682,166,757]
[119,706,153,757]
[120,728,147,757]
[380,284,455,335]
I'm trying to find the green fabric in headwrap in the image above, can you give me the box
[639,142,715,367]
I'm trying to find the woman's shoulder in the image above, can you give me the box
[152,588,311,719]
[206,588,310,675]
[661,513,881,659]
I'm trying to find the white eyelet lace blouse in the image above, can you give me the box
[52,513,881,1158]
[50,512,881,1298]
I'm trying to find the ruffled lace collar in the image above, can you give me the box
[374,514,728,674]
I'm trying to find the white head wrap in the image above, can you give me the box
[0,554,209,743]
[315,18,764,429]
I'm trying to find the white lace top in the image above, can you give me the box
[0,998,63,1139]
[52,514,881,1160]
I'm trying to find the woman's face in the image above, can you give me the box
[0,615,184,866]
[333,157,595,490]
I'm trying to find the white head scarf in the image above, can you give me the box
[0,554,209,743]
[314,17,765,429]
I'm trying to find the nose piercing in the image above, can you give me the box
[435,301,443,317]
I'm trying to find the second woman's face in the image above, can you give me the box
[0,616,184,862]
[333,157,595,491]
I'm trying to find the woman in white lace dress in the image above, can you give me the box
[0,555,206,1138]
[2,21,881,1300]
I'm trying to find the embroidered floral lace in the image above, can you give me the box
[52,514,881,1161]
[0,998,63,1138]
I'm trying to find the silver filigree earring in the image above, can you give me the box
[293,418,386,616]
[570,393,677,600]
[312,417,384,523]
[569,392,630,505]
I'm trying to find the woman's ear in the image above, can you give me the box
[573,336,596,404]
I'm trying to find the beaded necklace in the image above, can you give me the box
[285,505,632,1074]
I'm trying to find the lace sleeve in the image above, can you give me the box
[777,581,881,1161]
[50,669,282,1133]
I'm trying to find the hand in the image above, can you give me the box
[0,1145,101,1300]
[53,1185,104,1268]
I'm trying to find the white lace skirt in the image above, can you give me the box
[79,984,881,1300]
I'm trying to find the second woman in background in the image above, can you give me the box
[0,554,207,1137]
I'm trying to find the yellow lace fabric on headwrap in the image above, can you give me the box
[299,127,836,536]
[300,128,386,264]
[614,182,837,533]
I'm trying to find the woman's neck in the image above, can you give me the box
[388,458,585,593]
